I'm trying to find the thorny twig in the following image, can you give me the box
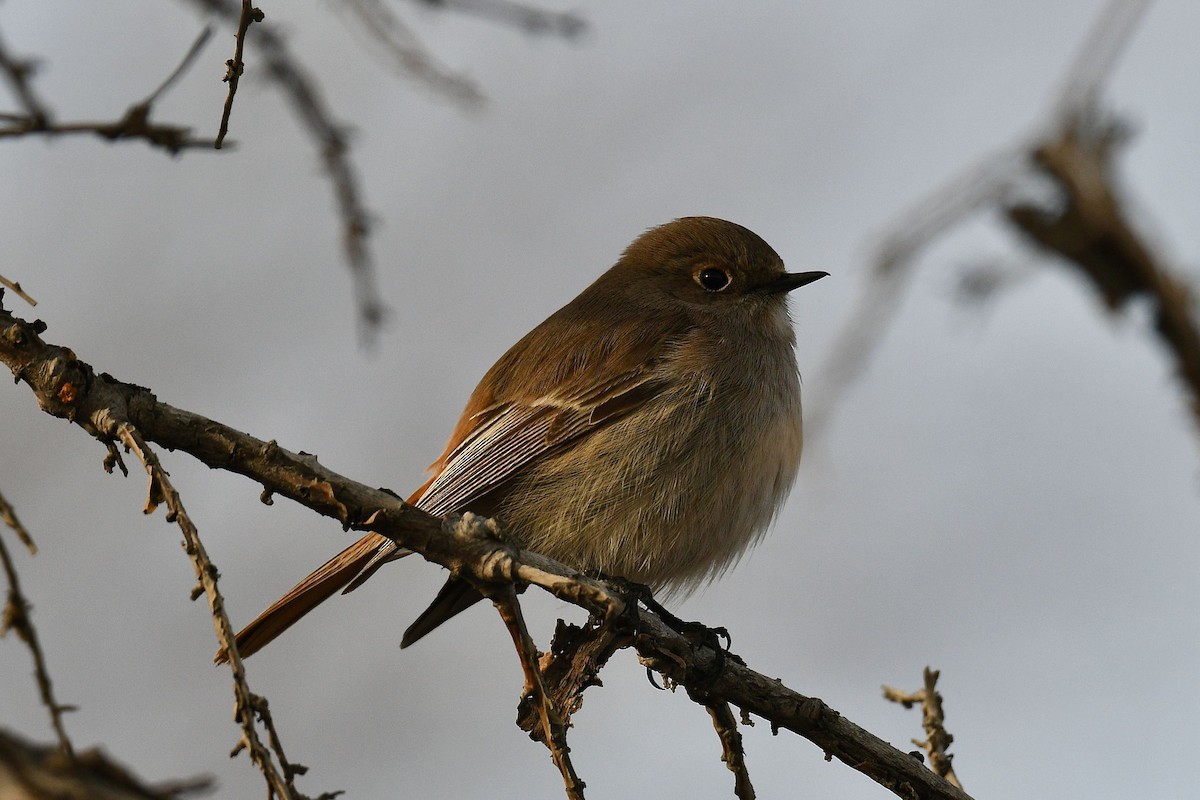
[883,667,962,789]
[113,423,325,800]
[0,490,76,760]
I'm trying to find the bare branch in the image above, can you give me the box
[0,30,49,127]
[0,728,211,800]
[0,27,215,154]
[491,585,585,799]
[216,1,265,148]
[341,0,485,106]
[145,26,216,108]
[0,302,973,800]
[0,279,37,308]
[113,423,325,800]
[0,492,76,760]
[808,0,1170,441]
[187,0,388,340]
[1007,120,1200,434]
[0,488,37,554]
[688,689,756,800]
[807,148,1023,438]
[1049,0,1153,127]
[884,668,963,790]
[410,0,587,39]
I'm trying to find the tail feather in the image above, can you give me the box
[399,578,485,648]
[215,532,399,664]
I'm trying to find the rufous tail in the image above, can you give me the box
[214,532,394,664]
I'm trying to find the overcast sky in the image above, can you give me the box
[3,2,1199,798]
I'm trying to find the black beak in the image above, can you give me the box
[760,270,829,294]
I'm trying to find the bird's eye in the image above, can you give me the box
[695,267,731,292]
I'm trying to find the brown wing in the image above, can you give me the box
[414,370,665,517]
[220,289,692,661]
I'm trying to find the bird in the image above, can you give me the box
[217,216,826,663]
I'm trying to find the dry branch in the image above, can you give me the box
[0,299,974,800]
[0,276,36,307]
[0,727,209,800]
[0,493,75,761]
[804,0,1200,445]
[410,0,587,38]
[689,689,755,800]
[216,1,265,148]
[491,585,585,798]
[884,667,962,790]
[341,0,485,105]
[1007,119,1200,431]
[0,28,215,153]
[187,0,388,340]
[113,423,317,800]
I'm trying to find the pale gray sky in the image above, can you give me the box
[2,2,1199,798]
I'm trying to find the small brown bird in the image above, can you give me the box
[218,217,825,662]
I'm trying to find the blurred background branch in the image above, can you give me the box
[807,0,1200,444]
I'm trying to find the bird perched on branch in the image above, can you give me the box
[217,216,826,663]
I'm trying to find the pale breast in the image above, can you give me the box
[500,331,803,591]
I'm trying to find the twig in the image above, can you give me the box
[146,26,216,107]
[688,689,755,800]
[0,487,37,554]
[410,0,587,39]
[0,30,49,127]
[0,727,211,800]
[341,0,484,106]
[0,303,973,800]
[0,28,215,153]
[187,0,388,340]
[0,278,37,307]
[883,668,962,790]
[217,1,264,148]
[806,147,1023,439]
[807,0,1158,440]
[516,617,629,744]
[0,492,76,760]
[113,423,320,800]
[1049,0,1154,127]
[1007,120,1200,434]
[491,585,586,799]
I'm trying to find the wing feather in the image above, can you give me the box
[413,370,666,517]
